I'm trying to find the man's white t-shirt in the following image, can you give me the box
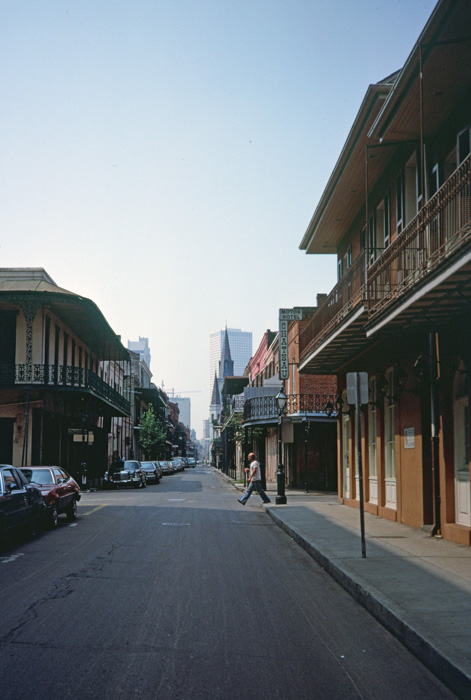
[250,460,261,481]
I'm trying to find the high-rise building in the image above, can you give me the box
[170,396,191,430]
[209,328,252,395]
[127,337,151,369]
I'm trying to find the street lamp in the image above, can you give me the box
[275,388,287,505]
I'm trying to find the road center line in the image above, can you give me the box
[81,504,108,516]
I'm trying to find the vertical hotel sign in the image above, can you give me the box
[279,308,303,379]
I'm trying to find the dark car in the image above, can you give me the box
[0,465,44,542]
[171,458,183,472]
[140,461,160,484]
[158,461,172,475]
[104,460,146,489]
[20,466,81,528]
[153,461,163,481]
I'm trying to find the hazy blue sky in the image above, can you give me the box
[1,0,437,436]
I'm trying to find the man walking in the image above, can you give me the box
[238,453,271,505]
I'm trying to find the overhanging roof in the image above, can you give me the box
[0,269,128,361]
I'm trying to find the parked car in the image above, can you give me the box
[103,460,146,489]
[158,461,172,475]
[20,466,81,528]
[153,461,163,480]
[0,465,44,542]
[140,461,160,484]
[171,458,183,472]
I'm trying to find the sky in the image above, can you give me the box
[0,0,438,438]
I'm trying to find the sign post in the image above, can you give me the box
[346,372,368,558]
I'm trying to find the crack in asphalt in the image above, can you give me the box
[0,543,121,645]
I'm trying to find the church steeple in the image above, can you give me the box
[219,327,234,379]
[210,372,221,407]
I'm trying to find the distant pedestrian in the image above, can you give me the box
[238,453,271,505]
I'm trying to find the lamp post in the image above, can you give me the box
[275,388,287,505]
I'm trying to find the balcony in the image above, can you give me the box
[299,251,371,373]
[300,153,471,371]
[0,364,130,415]
[368,153,471,323]
[243,394,337,424]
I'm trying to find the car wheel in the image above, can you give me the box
[66,499,78,522]
[133,481,140,489]
[49,504,59,529]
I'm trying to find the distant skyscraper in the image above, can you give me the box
[209,328,252,395]
[127,337,151,369]
[171,396,191,430]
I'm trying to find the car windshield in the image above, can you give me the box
[141,463,154,468]
[22,468,54,484]
[123,462,138,471]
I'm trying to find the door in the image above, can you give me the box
[384,369,397,510]
[368,379,378,505]
[454,375,470,526]
[0,418,14,464]
[342,412,350,499]
[0,468,29,530]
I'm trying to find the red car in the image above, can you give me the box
[20,466,81,528]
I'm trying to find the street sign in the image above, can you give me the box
[279,308,303,379]
[346,372,369,405]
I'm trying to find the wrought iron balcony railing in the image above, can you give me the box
[299,250,368,358]
[368,152,471,318]
[243,393,338,422]
[0,363,130,414]
[300,152,471,361]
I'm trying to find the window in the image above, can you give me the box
[346,246,352,268]
[383,190,391,247]
[396,170,404,234]
[429,163,440,198]
[416,148,423,207]
[457,126,471,165]
[369,212,376,264]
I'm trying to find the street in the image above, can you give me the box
[0,468,455,699]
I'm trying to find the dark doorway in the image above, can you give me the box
[0,418,15,463]
[0,311,17,365]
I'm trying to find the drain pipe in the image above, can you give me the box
[429,332,441,537]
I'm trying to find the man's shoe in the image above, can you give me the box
[238,499,245,505]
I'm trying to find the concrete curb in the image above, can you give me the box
[265,505,471,700]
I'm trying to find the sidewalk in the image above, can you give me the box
[217,470,471,698]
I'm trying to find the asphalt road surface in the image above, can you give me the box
[0,468,456,699]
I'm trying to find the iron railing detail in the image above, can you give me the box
[0,363,129,413]
[244,394,338,422]
[299,250,369,358]
[299,153,471,360]
[368,153,471,318]
[287,393,338,415]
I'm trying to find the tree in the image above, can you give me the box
[138,406,167,459]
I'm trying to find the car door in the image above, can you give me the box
[1,468,30,530]
[53,468,70,511]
